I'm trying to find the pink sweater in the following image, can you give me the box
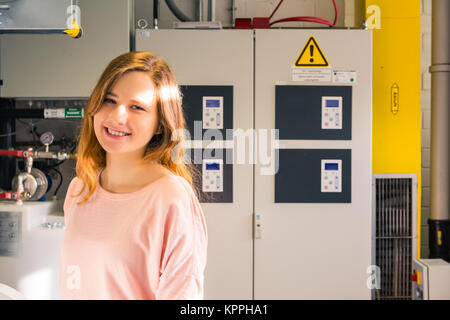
[59,173,208,300]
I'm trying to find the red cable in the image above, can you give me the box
[269,0,284,20]
[270,17,333,27]
[269,0,338,28]
[332,0,338,25]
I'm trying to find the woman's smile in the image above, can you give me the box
[104,126,132,140]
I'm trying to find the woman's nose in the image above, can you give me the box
[111,105,128,124]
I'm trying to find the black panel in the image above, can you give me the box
[0,99,16,190]
[186,148,233,203]
[275,149,351,203]
[275,85,352,140]
[180,85,233,140]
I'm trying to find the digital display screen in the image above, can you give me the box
[326,99,340,108]
[325,163,339,171]
[206,163,220,170]
[206,99,221,108]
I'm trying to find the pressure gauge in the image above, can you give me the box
[40,132,54,146]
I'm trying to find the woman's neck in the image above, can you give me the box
[100,150,164,193]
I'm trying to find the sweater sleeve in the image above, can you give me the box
[155,194,208,300]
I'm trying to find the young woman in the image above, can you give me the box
[59,51,207,300]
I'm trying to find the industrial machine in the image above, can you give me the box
[412,259,450,300]
[0,135,72,299]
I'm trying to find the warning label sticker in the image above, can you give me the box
[294,36,329,67]
[292,68,332,82]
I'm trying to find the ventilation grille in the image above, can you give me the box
[375,178,413,300]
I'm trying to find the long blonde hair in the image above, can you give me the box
[74,51,197,204]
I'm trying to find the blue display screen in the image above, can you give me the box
[206,163,220,170]
[206,99,221,107]
[326,99,340,108]
[325,163,339,171]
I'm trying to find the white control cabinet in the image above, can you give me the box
[413,259,450,300]
[137,29,254,300]
[254,30,372,299]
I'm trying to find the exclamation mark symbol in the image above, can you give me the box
[309,45,314,63]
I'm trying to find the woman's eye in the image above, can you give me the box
[131,105,145,111]
[103,98,115,104]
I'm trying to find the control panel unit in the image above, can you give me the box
[202,159,224,192]
[321,159,342,193]
[203,96,224,129]
[321,96,343,130]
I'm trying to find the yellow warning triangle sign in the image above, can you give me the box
[294,36,329,67]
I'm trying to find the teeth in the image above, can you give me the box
[107,128,129,136]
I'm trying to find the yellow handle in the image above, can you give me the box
[64,20,83,39]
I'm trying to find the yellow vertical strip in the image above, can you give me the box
[366,0,422,259]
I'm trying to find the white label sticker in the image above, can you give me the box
[44,108,65,119]
[332,70,357,83]
[292,68,332,82]
[137,29,150,38]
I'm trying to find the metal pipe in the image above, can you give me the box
[153,0,159,29]
[429,0,450,261]
[208,0,215,22]
[197,0,203,22]
[165,0,193,22]
[129,0,135,51]
[230,0,236,27]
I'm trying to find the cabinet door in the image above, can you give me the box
[0,0,130,98]
[254,29,372,299]
[137,30,254,299]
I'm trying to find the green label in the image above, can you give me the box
[65,108,84,118]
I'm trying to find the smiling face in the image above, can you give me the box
[93,71,161,157]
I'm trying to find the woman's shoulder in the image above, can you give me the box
[156,174,206,232]
[66,176,84,196]
[157,173,196,202]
